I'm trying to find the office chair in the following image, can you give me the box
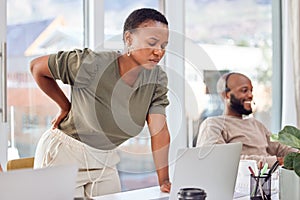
[6,157,34,171]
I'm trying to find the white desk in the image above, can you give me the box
[93,186,168,200]
[93,186,279,200]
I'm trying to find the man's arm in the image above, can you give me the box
[240,127,298,166]
[30,56,71,128]
[266,139,299,166]
[267,139,299,157]
[147,113,171,193]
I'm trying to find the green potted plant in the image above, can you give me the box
[275,125,300,200]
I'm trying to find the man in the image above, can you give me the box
[196,72,298,166]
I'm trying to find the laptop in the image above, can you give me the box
[168,142,242,200]
[0,164,78,200]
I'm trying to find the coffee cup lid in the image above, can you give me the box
[177,187,207,198]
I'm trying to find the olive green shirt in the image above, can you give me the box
[48,48,169,150]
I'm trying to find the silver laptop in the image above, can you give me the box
[169,142,242,200]
[0,164,78,200]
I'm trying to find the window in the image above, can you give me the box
[185,0,273,140]
[7,0,84,158]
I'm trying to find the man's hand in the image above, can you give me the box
[277,157,284,165]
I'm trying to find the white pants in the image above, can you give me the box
[34,129,121,198]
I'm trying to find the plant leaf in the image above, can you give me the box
[293,154,300,177]
[278,126,300,149]
[270,134,278,141]
[284,152,297,169]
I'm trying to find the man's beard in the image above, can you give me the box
[229,93,252,115]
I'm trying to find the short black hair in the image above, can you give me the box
[123,8,168,40]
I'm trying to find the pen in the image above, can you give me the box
[258,161,263,176]
[258,179,266,200]
[259,163,270,200]
[260,163,268,176]
[248,166,256,176]
[249,166,259,197]
[252,162,262,197]
[269,160,279,175]
[265,160,279,182]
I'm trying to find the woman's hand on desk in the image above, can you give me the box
[160,180,171,193]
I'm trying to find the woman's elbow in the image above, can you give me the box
[30,58,37,74]
[29,55,50,76]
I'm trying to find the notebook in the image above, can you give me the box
[0,164,78,200]
[168,142,242,200]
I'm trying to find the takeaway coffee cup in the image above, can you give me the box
[177,188,207,200]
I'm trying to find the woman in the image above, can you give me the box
[30,8,171,197]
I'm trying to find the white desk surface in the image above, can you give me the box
[93,186,168,200]
[93,186,279,200]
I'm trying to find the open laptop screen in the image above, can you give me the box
[0,164,78,200]
[169,143,242,200]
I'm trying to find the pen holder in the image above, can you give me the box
[250,174,271,200]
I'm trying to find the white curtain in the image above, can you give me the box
[282,0,300,128]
